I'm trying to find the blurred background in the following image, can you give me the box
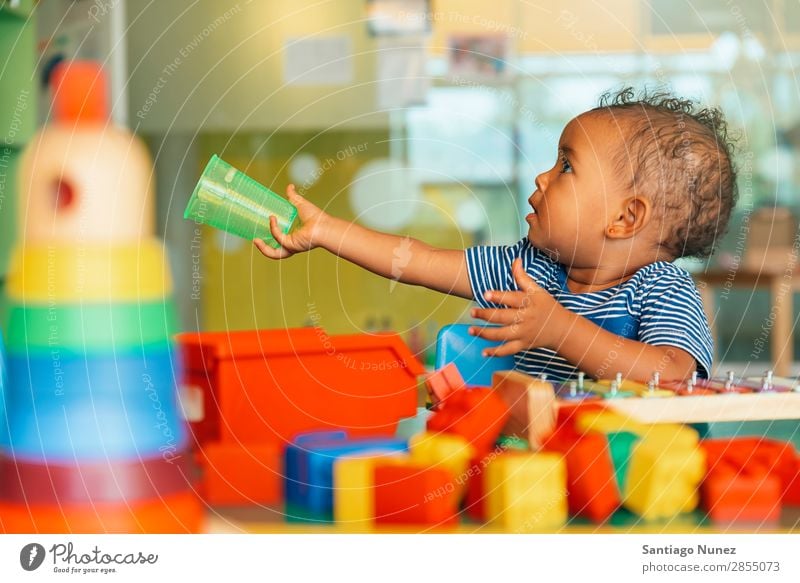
[2,0,800,369]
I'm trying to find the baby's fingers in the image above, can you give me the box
[468,325,514,343]
[286,184,319,218]
[268,215,294,249]
[483,289,526,308]
[482,340,524,358]
[470,307,516,325]
[253,238,292,259]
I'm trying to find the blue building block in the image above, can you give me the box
[435,324,515,387]
[284,431,407,520]
[285,431,347,499]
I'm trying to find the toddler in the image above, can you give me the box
[254,87,737,383]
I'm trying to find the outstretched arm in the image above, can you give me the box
[470,259,696,381]
[253,185,473,299]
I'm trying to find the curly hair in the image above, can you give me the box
[592,87,738,259]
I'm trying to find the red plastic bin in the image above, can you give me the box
[177,328,424,446]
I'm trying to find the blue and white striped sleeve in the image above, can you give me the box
[637,266,714,379]
[464,239,531,309]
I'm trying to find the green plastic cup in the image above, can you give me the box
[184,155,297,248]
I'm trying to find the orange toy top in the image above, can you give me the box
[51,61,109,124]
[18,59,155,243]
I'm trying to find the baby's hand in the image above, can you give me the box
[253,184,329,259]
[469,259,566,357]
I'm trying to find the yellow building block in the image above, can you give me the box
[636,424,699,449]
[333,452,406,528]
[575,411,648,436]
[576,410,698,449]
[485,453,567,531]
[409,432,474,487]
[623,438,706,520]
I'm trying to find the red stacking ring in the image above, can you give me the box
[0,453,197,505]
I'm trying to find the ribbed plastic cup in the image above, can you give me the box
[184,155,297,248]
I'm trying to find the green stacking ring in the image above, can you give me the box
[4,300,179,353]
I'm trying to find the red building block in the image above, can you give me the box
[701,466,782,523]
[425,363,466,408]
[427,388,510,455]
[199,441,282,505]
[701,439,749,472]
[785,456,800,506]
[555,400,606,433]
[462,453,496,522]
[177,328,423,446]
[751,439,797,498]
[373,463,459,526]
[543,426,620,523]
[701,438,797,500]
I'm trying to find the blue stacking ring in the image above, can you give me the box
[1,347,187,461]
[5,344,180,400]
[0,333,7,434]
[3,396,188,462]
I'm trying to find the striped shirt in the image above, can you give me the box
[465,238,713,382]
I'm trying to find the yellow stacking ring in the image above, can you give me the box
[6,239,173,303]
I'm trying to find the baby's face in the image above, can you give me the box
[526,111,633,267]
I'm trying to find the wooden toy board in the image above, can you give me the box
[600,392,800,424]
[555,374,800,424]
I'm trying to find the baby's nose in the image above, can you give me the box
[534,171,548,192]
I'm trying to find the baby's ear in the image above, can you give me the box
[606,196,651,238]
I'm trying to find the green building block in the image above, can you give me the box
[496,435,530,451]
[606,431,640,492]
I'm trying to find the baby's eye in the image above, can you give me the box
[560,155,573,174]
